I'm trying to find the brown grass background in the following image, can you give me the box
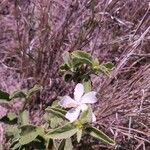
[0,0,150,149]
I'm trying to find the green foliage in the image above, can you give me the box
[9,90,27,100]
[19,125,39,145]
[26,84,42,99]
[0,112,18,124]
[58,138,73,150]
[45,111,66,129]
[82,79,91,93]
[57,50,115,148]
[79,106,92,124]
[10,84,42,100]
[46,106,67,120]
[50,117,64,129]
[62,51,73,69]
[45,103,68,129]
[60,50,114,82]
[76,129,82,143]
[85,126,116,146]
[71,50,93,66]
[92,58,100,71]
[46,123,78,139]
[11,142,22,150]
[9,125,47,150]
[0,89,10,101]
[6,125,21,138]
[98,62,114,75]
[7,112,17,121]
[19,110,29,126]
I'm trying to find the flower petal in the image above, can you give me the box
[74,83,84,102]
[92,113,96,122]
[81,91,97,104]
[59,96,77,108]
[65,107,81,122]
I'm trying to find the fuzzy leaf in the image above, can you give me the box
[64,138,73,150]
[63,51,73,68]
[46,123,78,139]
[36,126,45,137]
[6,126,20,139]
[20,110,29,126]
[45,105,67,128]
[46,107,67,119]
[85,126,116,146]
[103,62,114,70]
[9,90,26,100]
[26,84,42,98]
[58,138,73,150]
[92,59,100,72]
[64,73,73,82]
[19,125,38,145]
[99,62,114,75]
[76,129,82,143]
[60,64,70,72]
[82,79,92,93]
[79,106,92,124]
[7,112,17,121]
[0,90,10,101]
[50,117,65,129]
[71,50,93,66]
[11,142,22,150]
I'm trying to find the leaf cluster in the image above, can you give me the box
[60,50,114,82]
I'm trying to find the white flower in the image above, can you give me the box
[59,83,97,123]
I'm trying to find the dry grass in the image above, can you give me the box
[0,0,150,149]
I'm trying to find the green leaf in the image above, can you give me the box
[46,107,67,119]
[60,64,70,73]
[36,127,45,139]
[71,50,93,66]
[9,90,26,100]
[98,62,114,75]
[79,106,92,124]
[71,58,83,69]
[64,73,73,82]
[0,90,10,101]
[72,50,92,61]
[58,140,66,150]
[58,138,73,150]
[51,100,60,107]
[85,126,116,146]
[26,84,42,98]
[19,110,29,126]
[76,129,82,143]
[46,139,53,150]
[82,79,92,93]
[7,112,17,121]
[63,51,73,68]
[92,58,100,72]
[11,142,22,150]
[92,60,114,75]
[19,125,38,145]
[103,62,114,70]
[50,117,64,129]
[6,126,20,138]
[46,123,78,139]
[45,105,68,128]
[64,138,73,150]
